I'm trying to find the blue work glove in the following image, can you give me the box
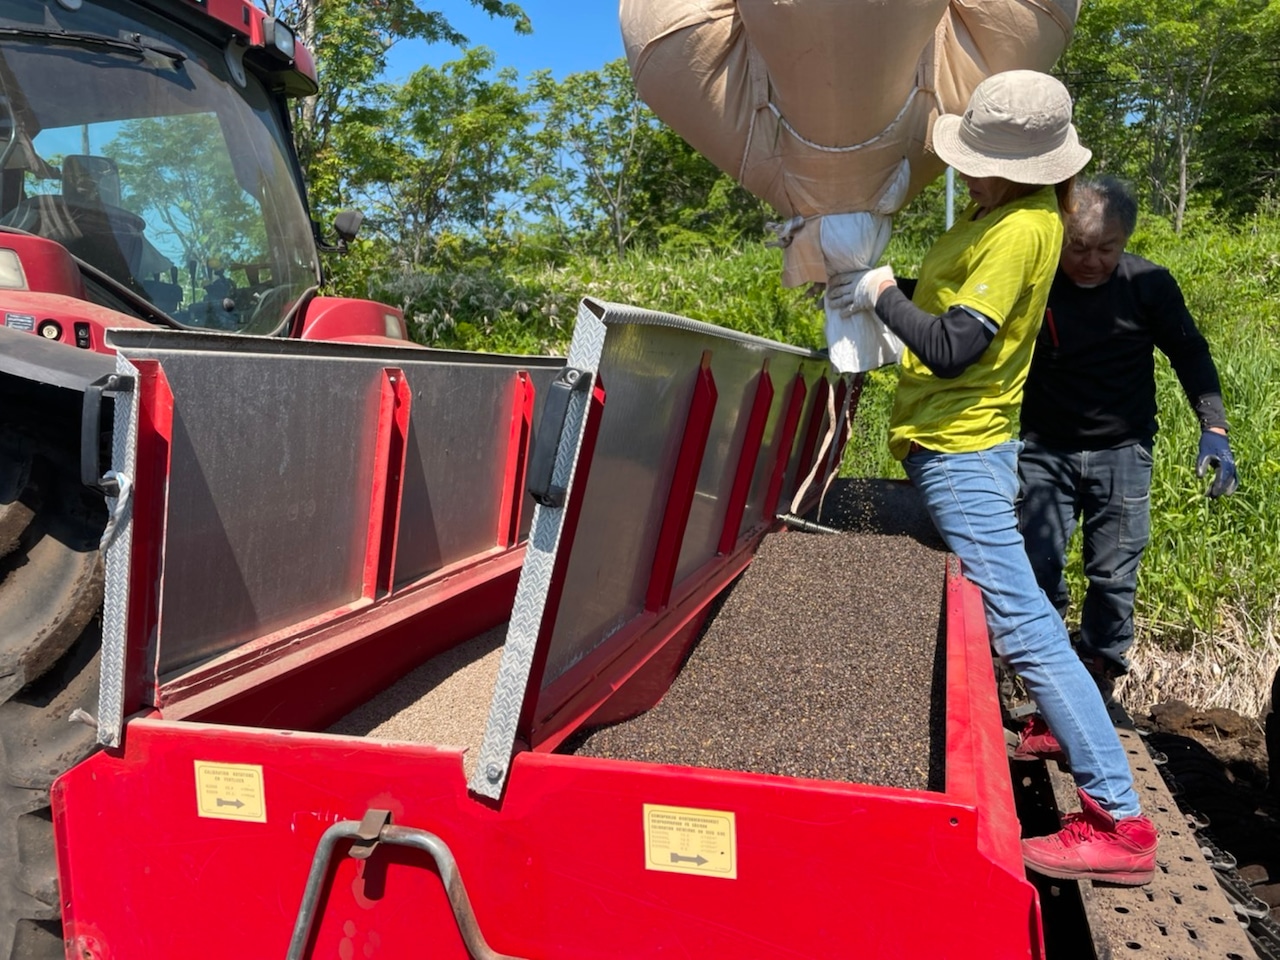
[1196,430,1238,498]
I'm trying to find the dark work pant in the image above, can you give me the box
[1016,439,1154,675]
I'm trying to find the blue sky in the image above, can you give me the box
[387,2,627,84]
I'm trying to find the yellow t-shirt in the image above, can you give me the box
[888,186,1063,460]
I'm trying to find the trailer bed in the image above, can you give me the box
[575,485,948,791]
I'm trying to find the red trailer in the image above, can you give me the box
[46,300,1042,959]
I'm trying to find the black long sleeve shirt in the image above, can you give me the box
[1020,253,1227,450]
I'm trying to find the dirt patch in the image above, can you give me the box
[1138,698,1280,935]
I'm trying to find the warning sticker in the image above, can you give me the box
[194,761,267,823]
[643,804,736,879]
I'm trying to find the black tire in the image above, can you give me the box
[0,386,107,960]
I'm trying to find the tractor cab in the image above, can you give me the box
[0,0,320,335]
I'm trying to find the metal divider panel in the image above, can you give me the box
[469,299,829,799]
[99,329,562,722]
[393,364,557,587]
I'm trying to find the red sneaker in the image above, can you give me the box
[1012,714,1066,762]
[1022,789,1157,885]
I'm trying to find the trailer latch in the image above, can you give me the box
[349,808,391,860]
[527,366,591,508]
[288,810,529,960]
[80,372,134,496]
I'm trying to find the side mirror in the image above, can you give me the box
[315,210,363,254]
[334,209,363,245]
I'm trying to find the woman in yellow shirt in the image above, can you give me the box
[830,70,1156,885]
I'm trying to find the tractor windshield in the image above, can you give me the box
[0,1,319,336]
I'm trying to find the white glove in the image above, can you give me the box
[825,265,896,316]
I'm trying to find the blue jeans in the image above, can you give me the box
[904,441,1141,818]
[1016,440,1153,676]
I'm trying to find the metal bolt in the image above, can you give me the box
[564,369,579,384]
[485,763,502,783]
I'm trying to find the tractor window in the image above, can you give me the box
[29,115,277,329]
[0,3,320,335]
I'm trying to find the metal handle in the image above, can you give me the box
[527,366,590,508]
[287,809,528,960]
[80,372,133,496]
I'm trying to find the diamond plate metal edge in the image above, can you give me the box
[468,299,607,799]
[97,353,140,748]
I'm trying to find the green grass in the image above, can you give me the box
[381,243,824,356]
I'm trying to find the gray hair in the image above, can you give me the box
[1068,175,1138,241]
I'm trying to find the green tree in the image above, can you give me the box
[526,59,661,258]
[344,48,531,270]
[629,124,769,253]
[1061,0,1277,231]
[259,1,530,213]
[1195,4,1280,216]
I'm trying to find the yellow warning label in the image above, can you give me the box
[193,761,267,823]
[643,804,736,879]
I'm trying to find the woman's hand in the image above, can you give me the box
[826,265,896,315]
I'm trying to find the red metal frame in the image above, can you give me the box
[497,371,536,548]
[364,367,411,598]
[944,556,1036,915]
[716,364,774,555]
[56,329,1045,959]
[645,353,717,613]
[127,359,175,715]
[53,556,1042,960]
[793,375,830,488]
[762,371,807,520]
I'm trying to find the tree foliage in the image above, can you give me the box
[346,48,532,270]
[260,0,530,214]
[1061,0,1280,230]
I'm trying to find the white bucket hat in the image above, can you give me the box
[932,70,1091,185]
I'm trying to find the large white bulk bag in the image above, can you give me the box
[620,0,1079,371]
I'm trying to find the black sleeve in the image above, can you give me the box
[896,277,918,300]
[1144,268,1228,430]
[874,286,995,378]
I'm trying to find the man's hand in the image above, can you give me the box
[1196,429,1238,498]
[826,265,896,315]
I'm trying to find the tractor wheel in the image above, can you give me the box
[0,410,106,960]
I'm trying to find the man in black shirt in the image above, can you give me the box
[1013,176,1237,757]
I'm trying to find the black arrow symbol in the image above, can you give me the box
[669,852,708,866]
[216,797,245,808]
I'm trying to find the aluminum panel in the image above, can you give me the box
[103,330,562,681]
[154,352,380,673]
[543,311,823,688]
[394,366,522,586]
[539,324,703,682]
[471,299,829,797]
